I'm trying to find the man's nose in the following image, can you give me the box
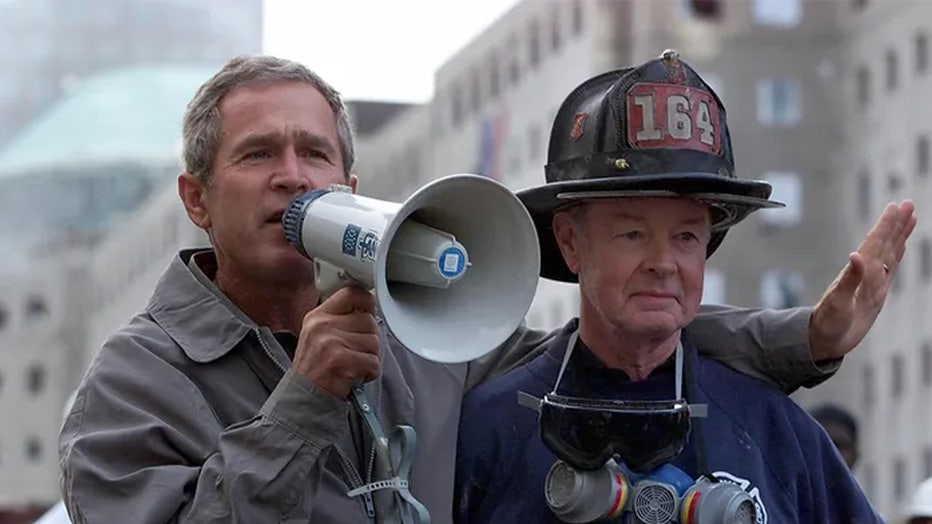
[271,149,310,193]
[643,240,677,276]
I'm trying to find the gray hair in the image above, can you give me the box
[182,55,355,184]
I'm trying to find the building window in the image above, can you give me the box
[917,32,929,74]
[529,19,541,68]
[757,79,800,125]
[0,303,7,331]
[886,48,899,91]
[888,172,903,195]
[551,13,562,52]
[919,135,930,177]
[759,172,802,226]
[682,0,723,19]
[852,0,868,10]
[921,238,932,282]
[451,84,464,127]
[27,365,45,395]
[508,144,522,174]
[572,0,583,35]
[406,144,421,185]
[701,269,725,304]
[528,124,543,162]
[858,171,871,220]
[925,448,932,478]
[892,353,905,398]
[489,52,501,99]
[760,270,804,309]
[857,66,871,106]
[895,458,907,501]
[922,342,932,386]
[864,364,874,406]
[508,36,521,85]
[26,437,41,461]
[892,260,903,294]
[469,68,481,115]
[24,295,47,321]
[752,0,801,27]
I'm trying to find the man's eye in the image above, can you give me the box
[301,149,328,160]
[679,232,698,242]
[622,231,641,240]
[246,150,271,159]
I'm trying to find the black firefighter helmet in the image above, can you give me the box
[516,49,784,283]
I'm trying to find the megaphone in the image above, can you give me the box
[282,173,541,363]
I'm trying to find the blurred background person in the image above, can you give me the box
[810,403,860,470]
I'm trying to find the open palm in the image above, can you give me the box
[809,200,917,361]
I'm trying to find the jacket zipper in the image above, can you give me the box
[254,328,377,520]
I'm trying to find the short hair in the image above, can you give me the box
[809,404,858,441]
[181,55,355,184]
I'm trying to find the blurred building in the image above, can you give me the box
[0,0,262,149]
[0,65,219,274]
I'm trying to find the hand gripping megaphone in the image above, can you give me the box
[282,173,541,363]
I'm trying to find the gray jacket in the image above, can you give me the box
[59,249,836,524]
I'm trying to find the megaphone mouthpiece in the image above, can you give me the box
[386,220,470,289]
[282,188,330,259]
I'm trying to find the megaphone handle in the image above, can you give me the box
[314,258,354,299]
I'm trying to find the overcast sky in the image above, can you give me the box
[262,0,520,103]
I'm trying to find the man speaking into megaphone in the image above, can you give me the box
[59,55,909,524]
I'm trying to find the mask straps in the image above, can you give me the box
[550,330,579,395]
[682,345,713,480]
[551,329,685,401]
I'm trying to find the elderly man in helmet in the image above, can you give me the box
[454,52,888,524]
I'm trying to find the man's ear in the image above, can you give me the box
[552,210,582,275]
[177,172,211,230]
[348,174,359,194]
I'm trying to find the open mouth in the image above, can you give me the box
[267,211,284,224]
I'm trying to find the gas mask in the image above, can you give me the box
[544,459,757,523]
[518,331,755,523]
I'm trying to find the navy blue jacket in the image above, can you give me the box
[454,320,882,524]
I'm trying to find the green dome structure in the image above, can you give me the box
[0,64,217,267]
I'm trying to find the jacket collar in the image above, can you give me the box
[147,248,255,363]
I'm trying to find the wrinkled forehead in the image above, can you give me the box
[573,196,714,222]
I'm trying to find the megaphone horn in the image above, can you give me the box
[282,173,541,363]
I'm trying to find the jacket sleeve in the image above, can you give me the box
[466,305,841,394]
[59,328,348,524]
[685,304,841,394]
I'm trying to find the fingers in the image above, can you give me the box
[858,200,916,275]
[316,286,376,315]
[295,286,382,399]
[893,202,918,265]
[858,202,901,258]
[817,253,863,312]
[835,252,865,296]
[313,348,381,387]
